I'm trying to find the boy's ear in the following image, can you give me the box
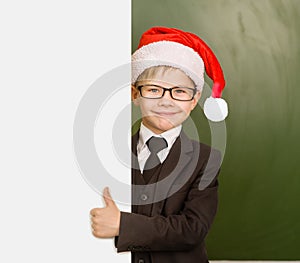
[131,85,140,105]
[191,91,201,110]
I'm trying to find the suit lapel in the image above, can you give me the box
[131,132,144,183]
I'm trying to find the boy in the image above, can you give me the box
[90,27,228,263]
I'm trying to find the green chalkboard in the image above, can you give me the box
[132,0,300,259]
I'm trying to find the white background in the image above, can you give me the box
[0,1,131,262]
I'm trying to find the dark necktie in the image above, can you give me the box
[143,136,168,183]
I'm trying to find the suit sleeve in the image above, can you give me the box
[115,149,221,252]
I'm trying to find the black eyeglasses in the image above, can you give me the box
[137,84,197,101]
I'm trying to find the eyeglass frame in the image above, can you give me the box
[136,84,198,101]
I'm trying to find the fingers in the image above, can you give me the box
[90,223,101,238]
[90,214,101,236]
[90,208,102,217]
[90,213,114,238]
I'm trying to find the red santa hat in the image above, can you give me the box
[132,26,228,122]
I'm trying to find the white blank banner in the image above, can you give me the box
[0,1,131,262]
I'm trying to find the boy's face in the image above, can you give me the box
[132,68,201,134]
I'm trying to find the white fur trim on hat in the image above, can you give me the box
[132,41,205,91]
[204,97,228,122]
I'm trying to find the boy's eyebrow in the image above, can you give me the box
[137,82,196,89]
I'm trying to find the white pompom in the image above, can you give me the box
[203,97,228,122]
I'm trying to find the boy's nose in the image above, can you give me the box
[162,89,173,99]
[158,89,174,105]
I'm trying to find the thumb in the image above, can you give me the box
[102,187,115,207]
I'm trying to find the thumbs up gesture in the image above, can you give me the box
[90,187,121,238]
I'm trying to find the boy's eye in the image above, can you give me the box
[173,88,188,94]
[144,86,161,93]
[149,88,160,93]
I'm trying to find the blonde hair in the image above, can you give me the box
[135,65,195,87]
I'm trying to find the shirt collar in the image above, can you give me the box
[138,122,182,150]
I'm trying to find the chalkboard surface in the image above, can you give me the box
[132,0,300,259]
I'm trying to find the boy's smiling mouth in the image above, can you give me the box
[152,111,179,117]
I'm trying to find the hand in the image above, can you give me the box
[90,187,121,238]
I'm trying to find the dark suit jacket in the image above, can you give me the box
[115,131,221,263]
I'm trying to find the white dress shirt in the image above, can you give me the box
[137,123,182,173]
